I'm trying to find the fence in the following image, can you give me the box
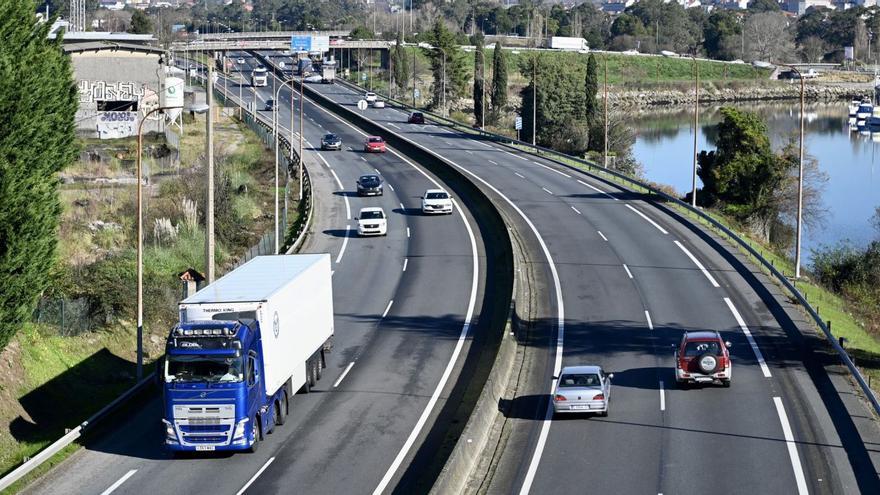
[335,75,880,417]
[32,298,100,337]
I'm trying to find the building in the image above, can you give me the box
[602,0,636,13]
[786,0,834,13]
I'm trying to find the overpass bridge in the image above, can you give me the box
[195,30,350,41]
[171,39,391,52]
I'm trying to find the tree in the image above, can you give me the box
[129,9,153,34]
[391,31,409,94]
[0,0,78,350]
[423,21,468,114]
[473,34,486,127]
[747,0,781,12]
[584,53,599,127]
[350,25,374,40]
[696,108,788,235]
[744,12,794,63]
[704,10,742,60]
[799,36,828,62]
[490,41,508,123]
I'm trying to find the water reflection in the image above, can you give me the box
[631,102,880,263]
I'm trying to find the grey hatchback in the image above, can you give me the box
[552,365,613,417]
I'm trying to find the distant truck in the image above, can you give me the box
[161,254,334,453]
[549,36,588,52]
[298,58,313,76]
[321,57,336,84]
[251,67,268,87]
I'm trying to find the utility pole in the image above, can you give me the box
[412,46,417,106]
[532,56,537,146]
[790,66,806,279]
[206,59,216,283]
[691,56,699,208]
[299,75,305,201]
[604,56,608,169]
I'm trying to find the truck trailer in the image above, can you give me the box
[161,254,334,453]
[549,36,589,52]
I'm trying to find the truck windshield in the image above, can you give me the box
[167,355,243,383]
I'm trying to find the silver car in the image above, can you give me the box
[552,365,613,417]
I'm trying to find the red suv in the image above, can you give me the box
[363,136,386,153]
[674,331,732,388]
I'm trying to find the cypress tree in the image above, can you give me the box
[584,53,599,126]
[491,41,508,122]
[392,31,409,94]
[473,34,485,127]
[0,1,78,350]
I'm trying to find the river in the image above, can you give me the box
[631,102,880,265]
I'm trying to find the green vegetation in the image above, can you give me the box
[490,42,509,124]
[473,34,486,128]
[391,31,409,95]
[0,2,78,352]
[423,21,468,113]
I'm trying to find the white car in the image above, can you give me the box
[236,58,245,64]
[372,100,385,108]
[552,365,613,417]
[304,74,323,83]
[421,189,453,215]
[356,207,387,236]
[364,92,378,102]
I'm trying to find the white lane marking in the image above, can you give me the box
[645,310,654,330]
[577,179,618,200]
[331,270,335,276]
[444,140,454,146]
[571,206,581,215]
[465,150,474,155]
[100,470,137,495]
[514,172,525,178]
[388,183,395,192]
[235,457,276,495]
[399,202,405,209]
[503,150,517,159]
[489,160,498,165]
[623,264,633,279]
[597,231,608,241]
[347,146,353,151]
[335,226,350,264]
[659,381,665,411]
[473,140,493,148]
[626,204,669,234]
[329,168,344,190]
[375,168,381,174]
[406,227,411,238]
[773,397,809,495]
[724,297,772,378]
[333,362,355,388]
[360,156,367,161]
[388,123,401,129]
[533,161,572,178]
[382,300,394,318]
[541,187,554,195]
[517,155,529,161]
[674,240,720,288]
[402,258,408,272]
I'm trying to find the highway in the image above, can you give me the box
[25,55,492,495]
[300,73,879,494]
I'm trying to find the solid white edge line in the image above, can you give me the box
[382,300,394,318]
[399,202,405,210]
[465,150,474,154]
[333,362,355,388]
[514,172,525,178]
[597,231,608,241]
[623,264,633,279]
[577,179,618,200]
[533,161,572,178]
[645,310,654,330]
[674,240,721,288]
[541,187,554,195]
[100,469,137,495]
[329,168,344,190]
[773,397,810,495]
[235,457,276,495]
[626,204,669,234]
[723,297,772,378]
[571,206,581,215]
[335,225,350,264]
[489,160,498,165]
[659,381,665,411]
[402,258,408,272]
[388,183,395,192]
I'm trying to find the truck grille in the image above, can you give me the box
[179,424,230,433]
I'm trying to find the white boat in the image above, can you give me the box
[849,99,861,118]
[866,108,880,129]
[856,102,873,122]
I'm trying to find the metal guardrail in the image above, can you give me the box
[0,373,155,492]
[335,75,880,418]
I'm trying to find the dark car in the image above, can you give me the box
[356,174,383,196]
[321,133,342,151]
[263,99,275,111]
[408,112,425,124]
[674,331,732,388]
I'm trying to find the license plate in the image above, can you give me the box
[572,405,590,410]
[195,445,215,451]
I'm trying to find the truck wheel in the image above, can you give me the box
[316,352,324,380]
[307,358,317,389]
[275,394,288,426]
[247,419,261,453]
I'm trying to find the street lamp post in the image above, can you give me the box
[532,55,538,146]
[135,104,184,379]
[273,77,299,253]
[206,61,216,284]
[788,65,806,279]
[603,55,608,169]
[691,55,699,208]
[299,74,305,201]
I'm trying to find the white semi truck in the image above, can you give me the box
[549,36,589,52]
[162,254,334,453]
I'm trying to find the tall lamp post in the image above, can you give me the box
[787,65,806,279]
[691,55,699,208]
[603,55,608,169]
[273,78,299,253]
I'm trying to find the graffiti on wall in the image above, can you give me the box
[76,80,161,134]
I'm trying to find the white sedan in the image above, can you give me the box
[421,189,453,215]
[236,57,245,64]
[372,100,386,108]
[356,207,387,236]
[364,92,378,102]
[552,365,613,417]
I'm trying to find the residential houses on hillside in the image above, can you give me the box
[600,0,875,13]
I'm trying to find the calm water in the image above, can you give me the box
[632,102,880,263]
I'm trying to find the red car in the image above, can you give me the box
[363,136,386,153]
[674,331,732,388]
